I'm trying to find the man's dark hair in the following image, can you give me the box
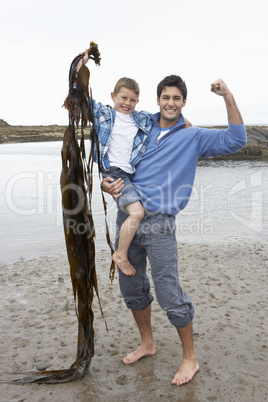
[157,75,187,100]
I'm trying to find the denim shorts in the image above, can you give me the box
[102,166,141,210]
[115,210,195,328]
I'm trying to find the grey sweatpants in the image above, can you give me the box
[115,211,194,328]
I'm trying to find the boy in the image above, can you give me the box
[93,77,152,276]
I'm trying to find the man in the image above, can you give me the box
[102,75,247,386]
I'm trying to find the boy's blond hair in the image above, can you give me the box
[113,77,140,97]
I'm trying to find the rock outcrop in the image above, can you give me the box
[0,125,90,144]
[0,119,9,127]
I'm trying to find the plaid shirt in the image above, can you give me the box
[92,99,153,170]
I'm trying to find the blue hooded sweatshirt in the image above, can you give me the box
[132,113,247,215]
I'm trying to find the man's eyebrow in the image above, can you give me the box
[161,94,181,98]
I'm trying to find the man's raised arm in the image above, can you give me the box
[210,78,243,125]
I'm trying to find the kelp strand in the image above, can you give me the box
[14,42,115,384]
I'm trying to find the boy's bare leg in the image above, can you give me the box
[122,305,156,364]
[171,321,200,386]
[113,201,144,276]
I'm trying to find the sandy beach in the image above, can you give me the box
[0,240,267,402]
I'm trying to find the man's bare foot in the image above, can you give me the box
[171,358,200,386]
[122,345,156,365]
[113,252,136,276]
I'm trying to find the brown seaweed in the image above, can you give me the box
[15,42,115,384]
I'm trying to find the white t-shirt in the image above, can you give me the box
[157,126,172,142]
[108,112,138,174]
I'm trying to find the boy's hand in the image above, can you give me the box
[81,49,90,64]
[76,49,90,73]
[101,177,124,198]
[211,79,231,97]
[184,118,192,128]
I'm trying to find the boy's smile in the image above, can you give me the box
[111,88,139,115]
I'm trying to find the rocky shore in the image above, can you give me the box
[0,120,91,144]
[0,119,268,160]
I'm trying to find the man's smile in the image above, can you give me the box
[165,108,177,114]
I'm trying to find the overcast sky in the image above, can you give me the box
[1,0,267,126]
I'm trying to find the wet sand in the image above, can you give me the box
[0,241,267,401]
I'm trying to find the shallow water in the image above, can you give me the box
[0,142,267,264]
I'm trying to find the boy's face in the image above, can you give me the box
[111,88,139,114]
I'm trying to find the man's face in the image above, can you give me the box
[111,88,139,115]
[157,86,187,128]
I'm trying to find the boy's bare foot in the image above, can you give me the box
[113,252,136,276]
[171,358,200,386]
[122,345,156,365]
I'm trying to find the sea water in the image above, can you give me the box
[0,141,267,264]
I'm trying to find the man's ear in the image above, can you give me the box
[182,98,187,108]
[157,97,160,106]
